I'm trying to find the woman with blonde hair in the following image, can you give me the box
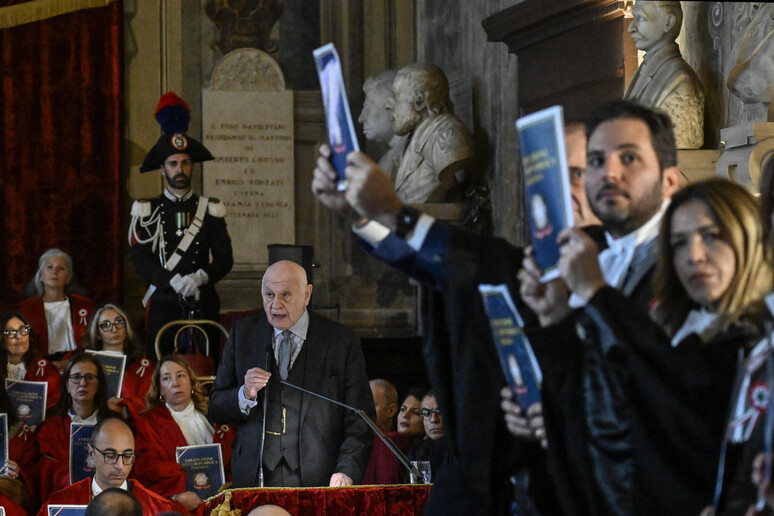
[84,303,154,419]
[134,355,234,512]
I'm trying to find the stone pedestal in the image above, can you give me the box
[716,122,774,190]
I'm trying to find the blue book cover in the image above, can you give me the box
[176,443,225,500]
[85,350,126,399]
[69,423,96,485]
[478,284,542,409]
[47,505,87,516]
[515,106,574,281]
[5,379,47,427]
[0,413,7,466]
[313,43,360,191]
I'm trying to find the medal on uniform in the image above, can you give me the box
[176,211,190,236]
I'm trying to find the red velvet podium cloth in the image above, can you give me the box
[195,484,431,515]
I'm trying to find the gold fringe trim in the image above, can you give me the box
[0,0,119,30]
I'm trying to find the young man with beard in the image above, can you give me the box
[129,92,234,358]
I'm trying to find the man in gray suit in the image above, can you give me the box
[209,260,374,487]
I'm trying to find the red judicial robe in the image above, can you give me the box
[134,405,234,498]
[361,431,416,485]
[116,358,155,420]
[35,414,74,503]
[9,423,39,502]
[6,357,62,410]
[0,494,26,516]
[36,477,176,516]
[19,294,96,359]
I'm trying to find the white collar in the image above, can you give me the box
[164,188,194,202]
[272,309,310,341]
[603,199,670,259]
[670,308,718,346]
[91,477,128,497]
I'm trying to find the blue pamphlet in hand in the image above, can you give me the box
[0,413,7,466]
[478,284,542,409]
[176,443,225,500]
[69,423,96,484]
[313,43,360,191]
[85,350,126,399]
[6,379,47,427]
[515,106,574,282]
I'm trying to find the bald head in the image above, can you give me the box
[247,505,292,516]
[90,418,136,490]
[86,488,142,516]
[262,261,313,331]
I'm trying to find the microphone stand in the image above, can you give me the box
[280,380,423,482]
[257,352,268,487]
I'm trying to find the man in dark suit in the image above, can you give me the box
[208,260,374,488]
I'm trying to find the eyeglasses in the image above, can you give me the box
[399,405,422,417]
[93,446,136,465]
[420,408,442,420]
[68,373,98,384]
[98,319,126,332]
[3,326,30,339]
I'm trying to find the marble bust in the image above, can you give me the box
[358,70,407,181]
[624,1,704,149]
[386,63,473,203]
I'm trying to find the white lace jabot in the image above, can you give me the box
[167,401,214,446]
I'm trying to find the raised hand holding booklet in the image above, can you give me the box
[313,43,360,191]
[515,106,574,282]
[69,422,96,485]
[6,379,47,427]
[85,350,126,399]
[478,284,542,409]
[176,443,225,500]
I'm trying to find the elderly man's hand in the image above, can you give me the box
[557,228,606,302]
[243,367,271,399]
[329,472,353,487]
[500,387,547,449]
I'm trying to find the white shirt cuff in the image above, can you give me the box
[238,385,257,415]
[352,213,436,252]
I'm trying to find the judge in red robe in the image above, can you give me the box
[134,355,234,512]
[37,418,177,516]
[18,249,96,364]
[82,304,155,420]
[36,353,120,502]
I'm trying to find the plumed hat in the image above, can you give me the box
[140,92,214,173]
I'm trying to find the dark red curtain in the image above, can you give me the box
[0,1,123,308]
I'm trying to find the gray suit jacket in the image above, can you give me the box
[208,310,374,487]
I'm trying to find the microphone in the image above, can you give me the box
[256,351,269,488]
[279,380,423,482]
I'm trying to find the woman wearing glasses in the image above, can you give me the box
[0,311,61,411]
[134,355,234,512]
[84,304,155,420]
[0,370,35,516]
[18,249,96,368]
[35,352,119,502]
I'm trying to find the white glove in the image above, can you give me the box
[169,273,186,294]
[179,270,209,300]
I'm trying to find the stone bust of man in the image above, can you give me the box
[386,63,474,203]
[624,1,704,148]
[358,70,407,182]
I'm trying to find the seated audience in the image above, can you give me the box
[407,391,449,482]
[134,355,234,512]
[38,417,175,515]
[0,380,33,516]
[19,249,96,367]
[520,178,772,514]
[84,304,155,419]
[361,379,415,484]
[85,487,143,516]
[36,352,120,502]
[0,310,61,411]
[396,387,428,445]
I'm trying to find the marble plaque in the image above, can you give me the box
[203,89,295,266]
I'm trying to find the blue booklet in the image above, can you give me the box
[69,423,96,485]
[176,443,225,500]
[47,506,87,516]
[515,106,574,282]
[478,284,542,409]
[5,379,47,427]
[313,43,360,191]
[85,350,126,399]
